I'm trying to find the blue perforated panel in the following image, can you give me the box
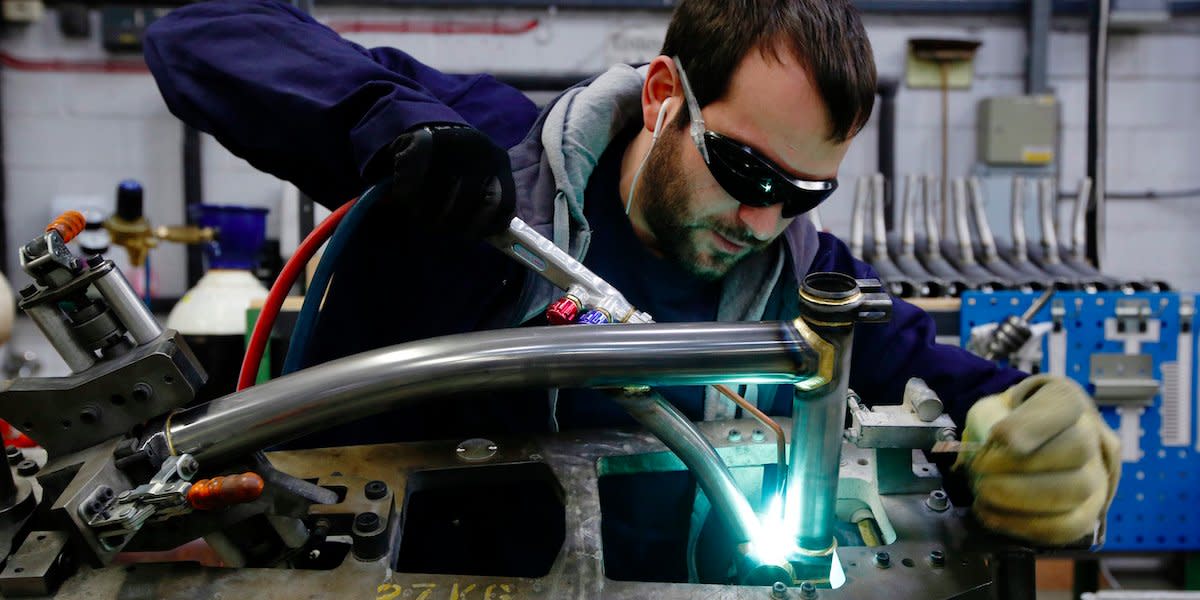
[960,291,1200,551]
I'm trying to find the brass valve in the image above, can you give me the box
[103,216,215,267]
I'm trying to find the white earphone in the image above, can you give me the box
[652,97,672,142]
[626,97,674,215]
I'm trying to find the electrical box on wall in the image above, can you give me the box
[2,0,43,23]
[977,95,1058,166]
[101,7,169,52]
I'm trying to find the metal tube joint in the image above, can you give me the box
[786,274,891,576]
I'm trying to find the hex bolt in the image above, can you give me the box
[771,581,789,599]
[79,405,101,425]
[364,480,388,500]
[6,446,23,466]
[929,550,946,567]
[752,429,766,442]
[926,489,949,512]
[112,439,137,459]
[131,383,153,403]
[799,581,818,599]
[307,549,321,561]
[177,455,199,479]
[937,428,957,441]
[874,551,891,568]
[727,429,743,442]
[16,459,38,477]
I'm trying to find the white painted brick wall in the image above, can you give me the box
[0,7,1197,297]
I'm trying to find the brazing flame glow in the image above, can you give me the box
[748,494,846,590]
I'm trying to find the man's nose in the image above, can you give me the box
[737,202,785,241]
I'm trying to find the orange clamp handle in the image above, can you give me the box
[186,472,265,510]
[46,210,86,244]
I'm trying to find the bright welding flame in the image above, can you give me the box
[748,494,847,590]
[748,493,800,566]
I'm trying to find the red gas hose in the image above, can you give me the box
[237,199,356,391]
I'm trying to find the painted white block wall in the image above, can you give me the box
[1,7,1198,296]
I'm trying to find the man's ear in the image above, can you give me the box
[641,56,681,135]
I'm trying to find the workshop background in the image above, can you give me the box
[0,1,1197,599]
[1,3,1199,299]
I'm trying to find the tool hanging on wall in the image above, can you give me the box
[907,38,981,235]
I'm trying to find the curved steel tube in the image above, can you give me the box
[167,322,816,463]
[918,175,972,294]
[896,175,949,297]
[614,390,762,546]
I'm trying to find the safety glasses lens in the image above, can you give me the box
[703,134,835,218]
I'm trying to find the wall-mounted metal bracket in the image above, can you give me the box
[1090,353,1159,406]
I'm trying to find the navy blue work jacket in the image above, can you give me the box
[143,1,1025,445]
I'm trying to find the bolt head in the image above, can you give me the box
[771,581,789,599]
[929,550,946,567]
[364,480,388,500]
[16,459,38,476]
[80,406,101,424]
[354,512,381,533]
[798,581,818,598]
[131,383,153,402]
[874,551,891,568]
[727,429,742,442]
[926,489,950,512]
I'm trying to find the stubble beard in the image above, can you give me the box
[636,128,771,281]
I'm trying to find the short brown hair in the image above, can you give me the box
[660,0,876,143]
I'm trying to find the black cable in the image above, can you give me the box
[1060,188,1200,200]
[1106,188,1200,200]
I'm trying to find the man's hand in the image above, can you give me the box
[955,375,1120,545]
[386,124,516,238]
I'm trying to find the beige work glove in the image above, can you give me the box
[954,375,1121,545]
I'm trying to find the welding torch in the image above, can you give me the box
[486,217,790,492]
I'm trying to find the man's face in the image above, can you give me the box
[634,46,852,280]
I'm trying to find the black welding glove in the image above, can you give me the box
[384,124,516,238]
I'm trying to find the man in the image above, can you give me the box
[144,0,1118,574]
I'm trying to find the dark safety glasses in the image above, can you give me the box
[673,56,838,218]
